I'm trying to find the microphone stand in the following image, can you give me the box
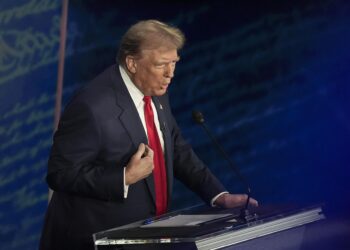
[192,111,257,222]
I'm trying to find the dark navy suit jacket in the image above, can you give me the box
[39,65,225,250]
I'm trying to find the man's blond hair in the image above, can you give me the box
[117,20,185,68]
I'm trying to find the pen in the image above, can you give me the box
[142,215,173,225]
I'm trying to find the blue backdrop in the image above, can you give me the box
[0,0,349,249]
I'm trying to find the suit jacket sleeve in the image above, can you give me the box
[47,99,124,201]
[162,97,226,204]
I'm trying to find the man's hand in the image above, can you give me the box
[125,143,154,185]
[214,193,258,208]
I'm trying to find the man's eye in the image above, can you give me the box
[155,62,176,68]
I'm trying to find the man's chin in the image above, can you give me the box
[154,89,167,96]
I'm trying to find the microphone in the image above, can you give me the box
[192,110,256,222]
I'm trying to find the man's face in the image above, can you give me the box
[126,46,180,96]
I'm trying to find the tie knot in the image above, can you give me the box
[143,96,151,104]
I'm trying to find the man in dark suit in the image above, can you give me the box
[39,20,258,250]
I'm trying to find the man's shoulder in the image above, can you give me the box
[79,64,120,94]
[64,64,121,110]
[88,64,120,86]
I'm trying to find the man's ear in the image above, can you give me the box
[126,56,137,74]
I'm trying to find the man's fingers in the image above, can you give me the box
[249,197,259,207]
[242,195,258,207]
[145,145,154,158]
[219,194,259,208]
[134,143,146,159]
[134,144,155,160]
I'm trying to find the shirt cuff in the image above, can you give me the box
[123,167,129,198]
[210,191,229,207]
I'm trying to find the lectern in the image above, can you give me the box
[93,204,325,250]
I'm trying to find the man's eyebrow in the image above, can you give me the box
[158,56,180,63]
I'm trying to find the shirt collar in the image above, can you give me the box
[119,65,144,108]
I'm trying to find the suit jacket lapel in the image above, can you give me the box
[113,72,147,150]
[111,67,157,206]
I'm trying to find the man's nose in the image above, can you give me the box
[164,64,174,78]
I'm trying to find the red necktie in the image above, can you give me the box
[143,96,167,216]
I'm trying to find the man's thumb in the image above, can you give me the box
[135,143,146,158]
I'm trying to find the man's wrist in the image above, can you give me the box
[211,191,229,207]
